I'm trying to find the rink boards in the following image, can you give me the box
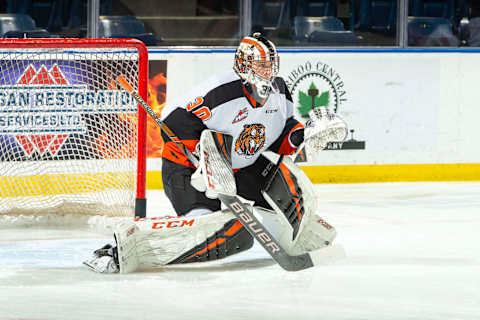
[144,48,480,186]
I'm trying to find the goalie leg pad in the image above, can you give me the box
[260,155,337,256]
[262,161,305,239]
[167,219,253,265]
[113,210,253,273]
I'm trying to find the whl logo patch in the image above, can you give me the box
[232,107,248,124]
[0,63,137,157]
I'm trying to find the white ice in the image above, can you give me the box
[1,182,479,320]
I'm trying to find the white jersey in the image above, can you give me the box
[161,71,301,170]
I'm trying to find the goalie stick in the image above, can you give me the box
[116,75,199,167]
[116,75,341,271]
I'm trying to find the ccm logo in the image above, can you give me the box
[317,218,332,230]
[203,151,215,189]
[230,201,280,254]
[151,219,195,229]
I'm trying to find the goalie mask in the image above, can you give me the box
[234,32,280,102]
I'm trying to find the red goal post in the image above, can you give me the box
[0,38,148,218]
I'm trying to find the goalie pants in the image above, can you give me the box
[162,157,272,216]
[161,158,275,264]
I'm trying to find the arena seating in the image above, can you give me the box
[407,16,459,46]
[99,16,161,45]
[458,17,480,46]
[0,13,50,38]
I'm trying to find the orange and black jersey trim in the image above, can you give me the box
[200,76,292,110]
[161,108,206,168]
[268,117,304,155]
[160,74,296,167]
[161,79,246,167]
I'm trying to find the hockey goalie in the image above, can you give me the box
[84,33,348,273]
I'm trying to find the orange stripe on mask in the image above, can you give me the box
[241,38,266,61]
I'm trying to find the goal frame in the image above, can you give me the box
[0,38,148,218]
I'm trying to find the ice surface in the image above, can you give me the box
[1,182,479,320]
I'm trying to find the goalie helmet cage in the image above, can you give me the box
[0,38,148,219]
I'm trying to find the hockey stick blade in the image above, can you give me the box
[218,193,315,271]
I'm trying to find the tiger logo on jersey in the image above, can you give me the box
[235,124,266,157]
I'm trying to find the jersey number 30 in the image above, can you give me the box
[186,97,211,121]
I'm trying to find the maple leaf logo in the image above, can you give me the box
[297,82,329,117]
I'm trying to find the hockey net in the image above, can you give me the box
[0,39,148,221]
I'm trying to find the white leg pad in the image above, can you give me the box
[114,220,140,274]
[114,211,235,273]
[254,207,337,256]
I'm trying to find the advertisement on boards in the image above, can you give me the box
[146,60,167,159]
[0,60,138,161]
[283,59,365,162]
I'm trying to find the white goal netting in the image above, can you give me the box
[0,39,147,221]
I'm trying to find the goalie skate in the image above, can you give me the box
[83,244,119,273]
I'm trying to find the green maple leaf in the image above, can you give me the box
[316,91,329,107]
[296,82,330,117]
[297,91,313,116]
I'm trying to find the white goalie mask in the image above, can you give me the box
[233,32,280,100]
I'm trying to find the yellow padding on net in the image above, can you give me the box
[0,172,134,197]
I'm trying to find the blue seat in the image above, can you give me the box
[99,16,147,36]
[0,13,50,38]
[0,13,36,34]
[294,16,345,41]
[99,16,160,46]
[408,16,459,46]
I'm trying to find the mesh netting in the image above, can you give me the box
[0,41,144,218]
